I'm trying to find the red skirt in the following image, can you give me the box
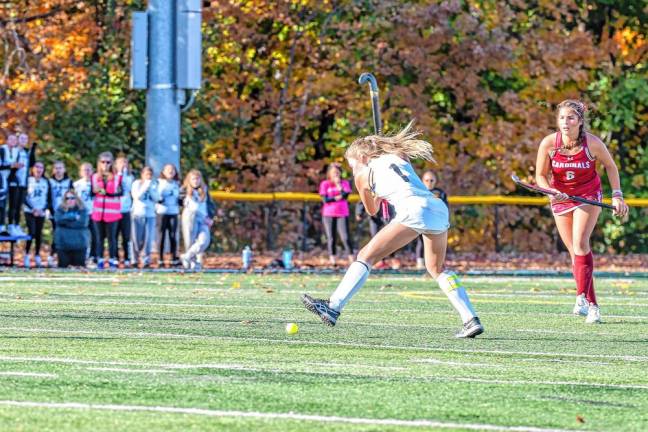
[551,190,602,216]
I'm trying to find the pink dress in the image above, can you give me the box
[319,179,351,217]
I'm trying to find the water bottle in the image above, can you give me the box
[282,249,293,270]
[242,246,252,270]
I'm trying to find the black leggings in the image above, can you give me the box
[94,220,119,260]
[0,199,6,228]
[25,213,45,255]
[50,219,57,254]
[117,212,131,261]
[158,214,178,260]
[58,249,86,267]
[322,216,352,256]
[8,186,26,226]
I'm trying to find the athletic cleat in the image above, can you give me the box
[585,305,601,324]
[34,255,42,268]
[180,253,191,270]
[301,294,340,327]
[455,317,484,338]
[572,294,589,316]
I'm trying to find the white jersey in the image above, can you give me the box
[73,178,93,212]
[25,176,49,214]
[367,153,449,233]
[49,177,73,211]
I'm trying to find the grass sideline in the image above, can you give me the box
[0,271,647,431]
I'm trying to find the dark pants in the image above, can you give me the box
[0,198,6,229]
[94,220,119,260]
[58,249,86,267]
[88,220,97,261]
[8,186,26,226]
[322,216,352,256]
[117,212,131,261]
[158,214,179,260]
[25,213,45,255]
[50,219,57,254]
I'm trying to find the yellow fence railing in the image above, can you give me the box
[210,191,648,207]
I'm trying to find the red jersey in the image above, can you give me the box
[550,133,601,197]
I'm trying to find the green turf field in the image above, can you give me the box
[0,271,647,431]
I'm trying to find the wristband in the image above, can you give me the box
[612,189,623,198]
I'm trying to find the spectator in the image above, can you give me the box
[74,163,96,265]
[0,134,17,234]
[319,163,354,266]
[131,166,158,268]
[23,162,50,268]
[415,170,449,269]
[91,152,123,269]
[180,169,215,271]
[48,160,73,266]
[114,156,134,267]
[156,163,180,267]
[54,190,89,268]
[7,133,35,236]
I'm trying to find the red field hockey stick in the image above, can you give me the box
[511,174,614,210]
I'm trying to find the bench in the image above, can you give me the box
[0,234,32,266]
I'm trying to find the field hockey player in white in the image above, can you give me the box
[302,121,484,338]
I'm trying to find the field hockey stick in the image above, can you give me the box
[358,72,390,219]
[511,174,614,210]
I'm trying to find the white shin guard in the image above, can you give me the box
[328,261,371,312]
[436,271,477,323]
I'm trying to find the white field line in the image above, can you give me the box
[305,362,408,371]
[0,371,57,378]
[2,286,648,303]
[0,355,272,372]
[0,354,644,390]
[86,367,176,374]
[411,358,499,368]
[3,326,648,364]
[0,400,589,432]
[1,297,647,321]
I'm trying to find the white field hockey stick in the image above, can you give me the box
[511,174,614,210]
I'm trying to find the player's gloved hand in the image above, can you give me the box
[612,197,628,217]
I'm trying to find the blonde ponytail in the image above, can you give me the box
[345,121,435,162]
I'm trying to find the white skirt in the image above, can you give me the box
[393,196,449,235]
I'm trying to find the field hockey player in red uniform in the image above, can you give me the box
[535,100,629,324]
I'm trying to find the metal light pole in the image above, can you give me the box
[131,0,202,175]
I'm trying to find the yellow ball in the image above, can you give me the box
[285,322,299,335]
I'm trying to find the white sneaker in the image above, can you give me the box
[585,305,601,324]
[23,255,30,268]
[572,294,589,316]
[13,225,26,236]
[0,225,7,235]
[180,253,191,270]
[47,255,55,267]
[8,225,18,236]
[416,257,425,270]
[34,255,42,268]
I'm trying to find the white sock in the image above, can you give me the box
[436,271,476,323]
[328,261,370,312]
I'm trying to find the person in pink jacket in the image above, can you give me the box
[90,152,123,269]
[319,163,354,266]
